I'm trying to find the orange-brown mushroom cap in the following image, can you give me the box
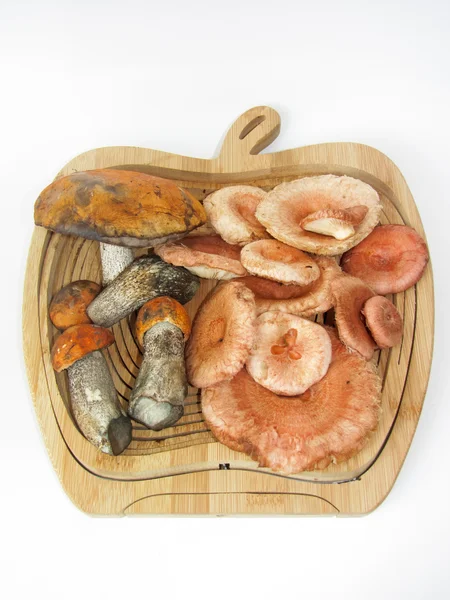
[155,235,247,280]
[255,175,381,255]
[135,296,191,348]
[240,240,320,286]
[246,312,332,396]
[331,275,377,360]
[185,281,256,388]
[49,280,101,330]
[51,324,115,372]
[202,328,381,474]
[341,224,429,294]
[362,296,403,349]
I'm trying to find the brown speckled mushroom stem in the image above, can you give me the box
[99,243,134,286]
[87,256,199,328]
[128,322,187,430]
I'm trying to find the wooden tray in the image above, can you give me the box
[23,106,434,516]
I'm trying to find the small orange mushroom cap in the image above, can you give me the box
[49,280,101,330]
[135,296,191,348]
[362,296,403,349]
[51,324,114,372]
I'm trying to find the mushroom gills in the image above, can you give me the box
[128,322,187,430]
[67,350,132,455]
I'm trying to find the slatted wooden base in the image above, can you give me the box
[23,106,434,515]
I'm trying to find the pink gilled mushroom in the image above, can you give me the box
[255,175,381,255]
[202,327,381,474]
[246,312,332,396]
[341,224,429,294]
[203,185,269,246]
[240,240,320,286]
[154,235,247,280]
[236,256,342,317]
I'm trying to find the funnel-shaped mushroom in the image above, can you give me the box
[362,296,403,348]
[246,312,332,395]
[341,224,429,294]
[202,328,381,474]
[236,256,341,317]
[240,240,320,286]
[185,281,256,388]
[49,280,101,330]
[155,236,247,280]
[255,175,381,255]
[203,185,269,246]
[51,324,132,455]
[331,275,377,360]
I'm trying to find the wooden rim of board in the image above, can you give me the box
[23,106,434,516]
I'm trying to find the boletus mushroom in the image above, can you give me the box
[341,224,429,294]
[362,296,403,349]
[51,324,132,455]
[246,312,332,396]
[240,239,320,286]
[155,236,247,280]
[49,280,101,330]
[202,327,381,474]
[255,175,381,255]
[128,297,191,430]
[203,185,269,245]
[34,169,207,285]
[87,256,199,328]
[185,281,256,388]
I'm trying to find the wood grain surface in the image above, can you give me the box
[22,106,434,516]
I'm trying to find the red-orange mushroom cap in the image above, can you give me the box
[154,235,247,280]
[51,324,115,372]
[240,240,320,286]
[49,280,101,330]
[185,281,256,388]
[246,312,332,396]
[341,224,429,294]
[331,275,377,360]
[202,328,381,474]
[362,296,403,349]
[255,175,381,255]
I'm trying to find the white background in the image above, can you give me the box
[1,1,450,598]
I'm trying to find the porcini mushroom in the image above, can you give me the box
[255,175,381,255]
[240,240,320,286]
[128,297,191,430]
[362,296,403,348]
[185,281,256,388]
[155,236,247,280]
[341,224,429,294]
[87,256,199,328]
[51,324,132,455]
[34,169,207,285]
[246,312,332,396]
[203,185,269,246]
[331,275,377,360]
[202,328,381,474]
[236,256,342,317]
[49,280,101,330]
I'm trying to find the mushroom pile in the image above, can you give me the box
[35,170,429,471]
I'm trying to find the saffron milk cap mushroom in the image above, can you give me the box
[362,296,403,349]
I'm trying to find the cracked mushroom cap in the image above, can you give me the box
[185,281,256,388]
[362,296,403,349]
[203,185,269,246]
[240,240,320,286]
[135,296,191,348]
[34,169,206,247]
[255,175,381,255]
[49,280,101,330]
[202,327,381,474]
[236,256,342,317]
[341,224,429,294]
[246,312,332,396]
[331,275,377,360]
[51,324,115,372]
[154,235,247,280]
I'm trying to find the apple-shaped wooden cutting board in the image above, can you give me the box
[23,106,433,516]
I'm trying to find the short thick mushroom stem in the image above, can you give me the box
[68,350,132,455]
[99,243,134,286]
[128,322,187,430]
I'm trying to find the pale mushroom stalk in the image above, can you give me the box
[99,243,134,285]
